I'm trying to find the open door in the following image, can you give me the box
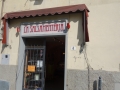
[23,39,46,90]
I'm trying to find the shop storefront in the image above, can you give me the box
[20,20,67,90]
[2,4,89,90]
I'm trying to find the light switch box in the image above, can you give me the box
[1,54,10,65]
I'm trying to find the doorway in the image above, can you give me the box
[45,36,65,90]
[23,36,65,90]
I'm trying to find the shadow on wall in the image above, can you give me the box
[1,44,7,53]
[69,13,84,54]
[16,32,19,37]
[77,13,84,54]
[9,19,20,37]
[1,19,20,53]
[30,0,43,5]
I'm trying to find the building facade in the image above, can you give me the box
[0,0,120,90]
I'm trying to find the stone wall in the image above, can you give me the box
[0,65,17,90]
[67,70,120,90]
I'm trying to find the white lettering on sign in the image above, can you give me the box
[21,21,67,36]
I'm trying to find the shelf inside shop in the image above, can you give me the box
[28,59,43,61]
[26,71,43,73]
[29,79,42,82]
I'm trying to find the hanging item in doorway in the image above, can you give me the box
[34,74,40,80]
[27,65,35,72]
[36,60,43,72]
[36,60,43,68]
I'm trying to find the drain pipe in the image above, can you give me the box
[83,10,90,90]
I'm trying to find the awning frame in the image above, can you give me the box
[2,4,89,44]
[2,4,89,20]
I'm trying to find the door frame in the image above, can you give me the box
[16,22,68,90]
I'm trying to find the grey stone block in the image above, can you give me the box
[0,65,17,90]
[0,80,9,90]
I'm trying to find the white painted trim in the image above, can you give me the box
[21,33,66,37]
[64,29,68,90]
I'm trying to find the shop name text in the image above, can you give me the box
[23,23,66,33]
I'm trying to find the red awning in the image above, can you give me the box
[2,4,89,19]
[2,4,89,44]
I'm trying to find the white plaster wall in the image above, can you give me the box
[86,3,120,71]
[0,0,120,71]
[67,1,120,71]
